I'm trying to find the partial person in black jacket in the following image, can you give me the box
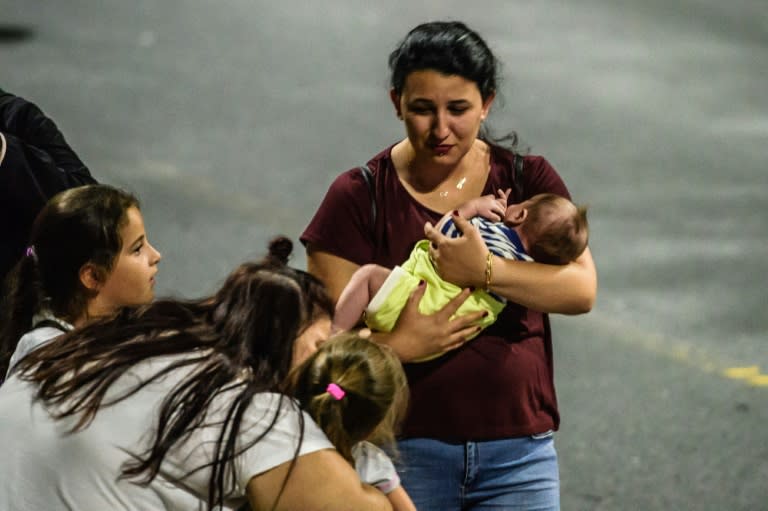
[0,88,96,282]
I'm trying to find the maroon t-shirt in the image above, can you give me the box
[301,144,571,440]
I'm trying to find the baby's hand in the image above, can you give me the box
[472,193,506,222]
[496,188,512,206]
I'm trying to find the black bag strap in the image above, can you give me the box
[512,152,524,201]
[359,164,376,226]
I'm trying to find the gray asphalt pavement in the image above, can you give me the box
[2,1,766,509]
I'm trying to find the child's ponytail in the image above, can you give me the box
[305,384,359,461]
[289,333,409,462]
[0,253,43,379]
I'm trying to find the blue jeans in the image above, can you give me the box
[396,433,560,510]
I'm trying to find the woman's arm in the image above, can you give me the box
[306,247,360,304]
[425,215,597,314]
[247,448,392,511]
[307,247,483,362]
[490,247,596,314]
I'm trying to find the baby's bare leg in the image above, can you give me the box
[333,264,392,332]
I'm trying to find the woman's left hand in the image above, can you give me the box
[428,213,598,315]
[424,214,487,289]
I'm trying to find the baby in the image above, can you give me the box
[333,190,589,361]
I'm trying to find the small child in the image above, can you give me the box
[333,190,589,361]
[288,331,416,511]
[0,184,161,380]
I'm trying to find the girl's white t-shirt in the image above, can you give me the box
[5,311,73,379]
[0,354,333,510]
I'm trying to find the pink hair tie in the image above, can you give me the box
[25,245,37,261]
[326,383,345,400]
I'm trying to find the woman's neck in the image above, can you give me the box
[394,139,489,188]
[392,139,492,212]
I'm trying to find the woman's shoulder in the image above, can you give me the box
[332,144,395,188]
[312,146,394,210]
[315,143,395,194]
[363,143,397,173]
[489,144,554,170]
[488,145,568,197]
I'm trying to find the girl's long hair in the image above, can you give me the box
[14,236,334,510]
[0,184,138,378]
[288,332,409,462]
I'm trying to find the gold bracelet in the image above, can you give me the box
[484,252,493,292]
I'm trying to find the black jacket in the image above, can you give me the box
[0,88,97,282]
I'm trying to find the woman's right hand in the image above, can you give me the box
[376,282,484,362]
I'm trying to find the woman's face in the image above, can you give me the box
[291,315,332,369]
[96,206,162,311]
[391,69,495,168]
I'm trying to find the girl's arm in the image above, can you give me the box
[424,215,597,314]
[307,247,483,362]
[247,448,392,511]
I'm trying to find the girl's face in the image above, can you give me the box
[291,316,331,369]
[96,207,161,312]
[391,69,495,168]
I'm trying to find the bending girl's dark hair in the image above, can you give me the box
[289,332,408,462]
[388,20,519,149]
[14,236,334,510]
[0,184,138,377]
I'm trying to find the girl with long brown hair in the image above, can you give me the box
[0,184,161,380]
[0,237,393,511]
